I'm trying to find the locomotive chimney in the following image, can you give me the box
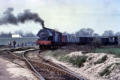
[41,21,45,29]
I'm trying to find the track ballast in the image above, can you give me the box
[8,48,86,80]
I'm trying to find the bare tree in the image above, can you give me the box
[115,32,120,36]
[0,32,12,38]
[75,28,94,37]
[93,33,99,37]
[102,30,114,36]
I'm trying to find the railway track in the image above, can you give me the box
[6,48,86,80]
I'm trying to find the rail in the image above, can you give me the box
[22,52,45,80]
[1,48,86,80]
[1,48,46,80]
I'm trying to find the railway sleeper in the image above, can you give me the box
[29,61,80,80]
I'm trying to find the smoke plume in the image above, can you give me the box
[0,8,45,28]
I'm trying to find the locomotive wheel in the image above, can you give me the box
[40,46,42,49]
[48,45,50,49]
[39,45,41,49]
[51,46,53,49]
[44,46,46,49]
[43,45,45,49]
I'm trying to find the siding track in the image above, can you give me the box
[5,48,86,80]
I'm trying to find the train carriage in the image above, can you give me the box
[101,36,118,45]
[79,37,94,45]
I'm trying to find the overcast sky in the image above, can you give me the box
[0,0,120,34]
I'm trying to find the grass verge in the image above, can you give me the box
[59,55,88,67]
[94,48,120,57]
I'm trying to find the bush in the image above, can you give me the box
[99,63,120,76]
[94,55,108,64]
[59,55,88,67]
[99,64,113,76]
[59,56,69,62]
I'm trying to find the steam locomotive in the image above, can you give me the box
[36,27,120,49]
[36,27,80,49]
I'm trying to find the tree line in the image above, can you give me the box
[74,28,120,37]
[0,28,119,38]
[0,31,36,38]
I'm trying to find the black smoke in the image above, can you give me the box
[0,8,45,28]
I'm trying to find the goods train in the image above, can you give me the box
[36,27,79,49]
[36,27,120,49]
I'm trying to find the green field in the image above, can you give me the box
[94,48,120,57]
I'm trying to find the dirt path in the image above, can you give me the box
[0,56,38,80]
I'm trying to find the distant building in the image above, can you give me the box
[0,33,12,38]
[12,34,22,38]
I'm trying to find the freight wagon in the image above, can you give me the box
[66,34,79,44]
[101,36,118,45]
[79,37,94,45]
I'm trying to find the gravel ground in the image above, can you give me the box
[0,56,38,80]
